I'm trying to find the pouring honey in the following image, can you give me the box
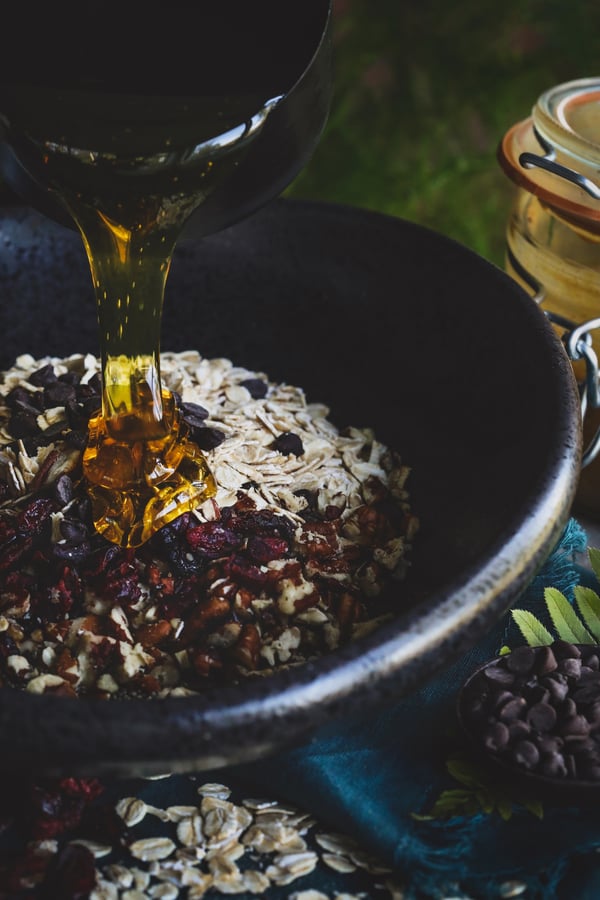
[0,2,333,546]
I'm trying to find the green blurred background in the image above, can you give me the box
[286,0,600,268]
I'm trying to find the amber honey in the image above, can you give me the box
[0,84,280,545]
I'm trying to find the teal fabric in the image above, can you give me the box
[228,517,600,899]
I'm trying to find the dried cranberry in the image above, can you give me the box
[226,553,269,589]
[0,534,33,571]
[78,799,127,846]
[27,778,103,840]
[40,842,96,900]
[234,509,296,544]
[42,566,82,617]
[246,534,289,563]
[104,572,142,607]
[17,498,56,535]
[0,518,16,544]
[82,544,126,579]
[186,521,242,557]
[2,844,49,893]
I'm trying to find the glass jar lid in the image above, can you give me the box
[498,77,600,229]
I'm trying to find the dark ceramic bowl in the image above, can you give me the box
[0,198,582,777]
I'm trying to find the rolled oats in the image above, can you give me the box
[129,837,177,862]
[115,796,148,827]
[322,853,358,873]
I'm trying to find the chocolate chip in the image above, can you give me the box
[537,734,563,754]
[180,402,210,429]
[553,640,581,660]
[559,656,582,679]
[508,720,531,741]
[542,674,570,704]
[527,701,557,732]
[483,663,515,686]
[512,739,540,769]
[28,363,57,387]
[498,696,527,722]
[240,378,268,399]
[483,721,510,751]
[562,714,591,737]
[540,752,568,778]
[506,645,536,674]
[273,432,304,457]
[44,381,76,408]
[535,644,558,675]
[190,426,226,450]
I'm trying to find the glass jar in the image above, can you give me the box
[498,77,600,519]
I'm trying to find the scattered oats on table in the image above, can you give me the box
[3,774,407,897]
[0,350,418,698]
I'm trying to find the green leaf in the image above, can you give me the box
[574,585,600,642]
[497,796,515,821]
[544,587,594,644]
[588,547,600,582]
[413,788,481,820]
[475,788,495,815]
[511,608,553,646]
[446,757,486,789]
[523,797,544,820]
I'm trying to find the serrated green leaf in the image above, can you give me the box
[475,789,495,815]
[497,796,514,821]
[574,585,600,642]
[588,547,600,582]
[545,587,594,643]
[446,757,485,789]
[423,788,481,820]
[511,608,553,646]
[523,797,544,820]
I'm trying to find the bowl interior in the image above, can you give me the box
[0,198,581,776]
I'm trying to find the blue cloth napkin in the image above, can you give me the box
[225,516,600,899]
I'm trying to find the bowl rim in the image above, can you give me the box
[0,198,584,775]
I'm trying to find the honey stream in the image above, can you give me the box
[9,90,281,546]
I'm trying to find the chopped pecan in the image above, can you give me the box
[231,623,261,670]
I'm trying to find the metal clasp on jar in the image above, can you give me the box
[507,247,600,467]
[519,127,600,200]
